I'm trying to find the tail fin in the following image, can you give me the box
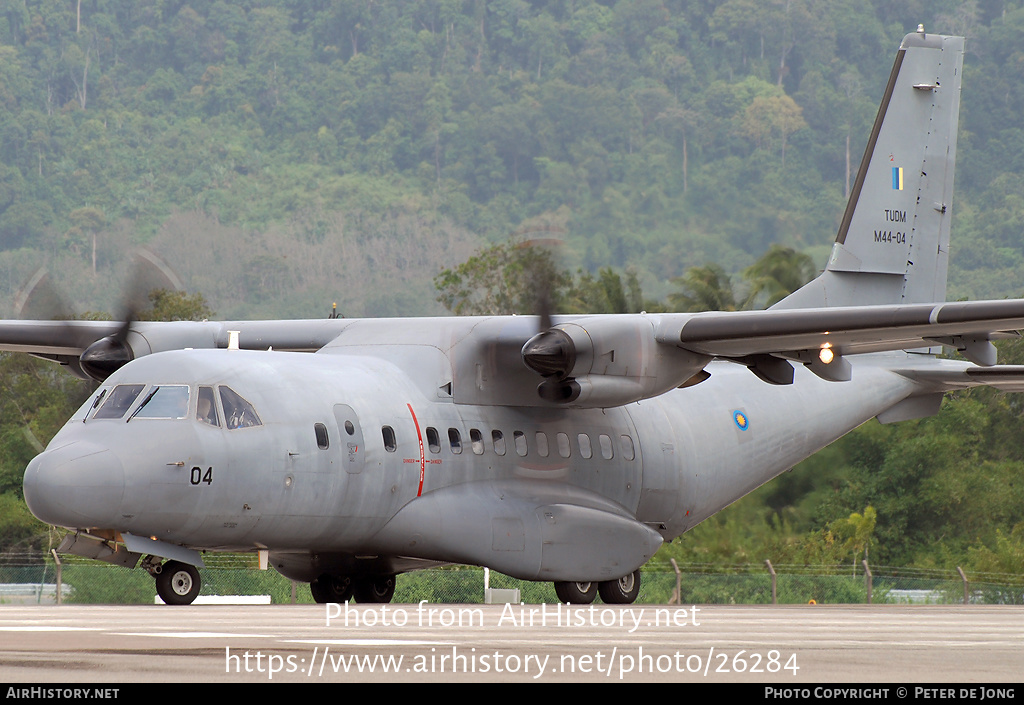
[775,29,964,310]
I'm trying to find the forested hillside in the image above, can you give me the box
[2,0,1024,318]
[3,0,1024,576]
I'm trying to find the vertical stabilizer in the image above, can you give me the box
[775,29,964,310]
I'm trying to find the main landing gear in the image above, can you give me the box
[310,573,397,604]
[554,569,641,605]
[144,556,202,605]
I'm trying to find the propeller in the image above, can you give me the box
[15,249,185,382]
[515,237,586,404]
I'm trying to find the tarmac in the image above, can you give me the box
[0,602,1021,684]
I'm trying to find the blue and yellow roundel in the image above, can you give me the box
[733,410,749,431]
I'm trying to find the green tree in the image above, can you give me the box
[742,244,816,308]
[668,263,740,312]
[434,240,569,316]
[68,206,105,275]
[139,289,214,322]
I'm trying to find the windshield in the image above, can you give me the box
[131,385,190,420]
[220,386,261,429]
[92,384,145,420]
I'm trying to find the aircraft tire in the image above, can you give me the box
[155,561,201,605]
[553,581,597,604]
[598,570,641,604]
[352,575,396,603]
[310,574,354,604]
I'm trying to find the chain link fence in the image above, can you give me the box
[1,554,1021,605]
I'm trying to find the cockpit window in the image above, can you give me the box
[131,385,190,420]
[93,384,145,419]
[220,386,261,429]
[72,387,108,422]
[196,386,220,427]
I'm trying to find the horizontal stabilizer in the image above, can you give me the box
[901,364,1024,393]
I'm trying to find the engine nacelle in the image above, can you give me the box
[522,317,710,407]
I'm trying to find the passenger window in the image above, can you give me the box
[514,430,528,457]
[426,427,441,453]
[382,426,397,452]
[556,432,571,458]
[196,386,220,427]
[93,384,145,419]
[220,386,262,429]
[315,423,329,450]
[470,429,484,455]
[448,428,462,454]
[620,434,635,461]
[535,431,549,458]
[578,433,593,459]
[599,434,613,459]
[492,430,506,456]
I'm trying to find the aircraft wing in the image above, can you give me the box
[0,320,124,356]
[666,299,1024,367]
[0,319,352,380]
[456,299,1024,408]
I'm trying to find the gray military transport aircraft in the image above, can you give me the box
[10,28,1024,605]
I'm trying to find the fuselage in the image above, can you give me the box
[22,314,923,582]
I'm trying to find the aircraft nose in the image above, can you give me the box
[23,442,125,528]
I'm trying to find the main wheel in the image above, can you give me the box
[310,574,354,604]
[352,575,396,603]
[598,569,641,604]
[554,581,597,604]
[155,560,201,605]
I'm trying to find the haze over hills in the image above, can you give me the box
[1,1,1023,319]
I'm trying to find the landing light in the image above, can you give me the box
[819,346,834,365]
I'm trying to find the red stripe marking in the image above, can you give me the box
[407,403,426,496]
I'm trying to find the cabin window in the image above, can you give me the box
[514,430,528,457]
[620,434,635,461]
[599,434,614,460]
[426,427,441,453]
[196,386,220,427]
[492,430,506,456]
[448,428,462,454]
[578,433,593,459]
[315,423,329,450]
[220,386,262,429]
[535,431,549,458]
[93,384,145,419]
[470,429,484,455]
[382,426,397,452]
[556,432,571,458]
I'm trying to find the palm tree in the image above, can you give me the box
[742,245,816,309]
[669,263,740,312]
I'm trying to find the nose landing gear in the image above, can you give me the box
[144,557,202,605]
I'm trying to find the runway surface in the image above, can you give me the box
[0,603,1021,683]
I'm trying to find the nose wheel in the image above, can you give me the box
[153,560,202,605]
